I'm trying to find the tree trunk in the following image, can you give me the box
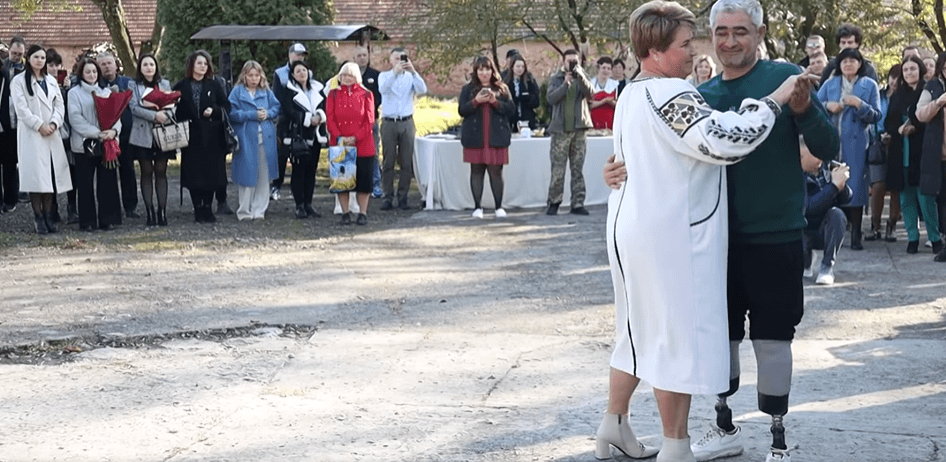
[92,0,138,75]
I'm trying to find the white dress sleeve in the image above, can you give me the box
[644,79,781,165]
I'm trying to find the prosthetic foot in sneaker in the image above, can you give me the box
[691,425,743,461]
[765,445,797,462]
[594,413,658,460]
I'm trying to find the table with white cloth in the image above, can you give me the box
[413,135,615,211]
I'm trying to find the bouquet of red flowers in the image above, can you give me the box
[92,90,133,168]
[141,88,182,110]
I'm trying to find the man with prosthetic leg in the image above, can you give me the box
[688,0,839,461]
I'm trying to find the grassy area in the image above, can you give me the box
[414,96,461,136]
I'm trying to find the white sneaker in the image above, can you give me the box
[765,446,795,462]
[802,250,814,277]
[815,266,834,285]
[472,208,484,218]
[270,187,280,201]
[925,239,933,248]
[691,425,744,461]
[495,208,507,218]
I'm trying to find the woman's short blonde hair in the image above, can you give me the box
[629,1,696,59]
[692,54,717,78]
[337,62,363,85]
[236,60,269,89]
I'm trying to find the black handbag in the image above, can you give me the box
[222,110,239,154]
[867,128,885,165]
[83,138,102,158]
[290,135,311,160]
[288,122,311,160]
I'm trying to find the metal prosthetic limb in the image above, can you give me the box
[753,340,793,450]
[716,340,741,432]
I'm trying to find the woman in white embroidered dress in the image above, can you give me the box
[593,2,805,461]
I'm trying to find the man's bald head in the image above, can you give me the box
[353,46,370,69]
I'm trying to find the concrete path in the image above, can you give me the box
[1,207,944,461]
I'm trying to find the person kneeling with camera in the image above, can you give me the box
[801,138,852,285]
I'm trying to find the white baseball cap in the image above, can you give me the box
[289,43,308,55]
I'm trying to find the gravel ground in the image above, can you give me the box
[0,165,421,246]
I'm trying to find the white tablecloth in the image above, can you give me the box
[413,136,615,211]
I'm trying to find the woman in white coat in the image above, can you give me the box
[11,45,72,234]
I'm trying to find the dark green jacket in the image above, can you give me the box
[699,60,840,244]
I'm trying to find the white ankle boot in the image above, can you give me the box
[656,436,696,462]
[595,413,660,459]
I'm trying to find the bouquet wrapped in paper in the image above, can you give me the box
[92,90,133,168]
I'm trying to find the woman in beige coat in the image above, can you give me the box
[11,45,72,234]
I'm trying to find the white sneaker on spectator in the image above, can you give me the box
[765,446,795,462]
[925,239,933,248]
[815,266,835,285]
[270,187,280,201]
[802,250,815,277]
[495,208,507,218]
[691,425,744,461]
[472,208,484,219]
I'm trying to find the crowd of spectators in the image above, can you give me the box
[2,25,946,269]
[0,38,430,230]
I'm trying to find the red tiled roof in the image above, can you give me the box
[0,0,156,49]
[333,0,413,42]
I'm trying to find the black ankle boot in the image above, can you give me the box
[146,206,157,226]
[34,213,49,235]
[157,207,167,226]
[885,220,897,242]
[203,205,216,223]
[864,224,881,241]
[66,203,79,224]
[44,212,58,233]
[851,229,863,250]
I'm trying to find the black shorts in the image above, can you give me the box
[727,239,804,341]
[354,156,377,193]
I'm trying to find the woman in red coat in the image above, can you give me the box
[326,62,376,225]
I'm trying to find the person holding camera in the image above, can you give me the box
[545,49,593,216]
[459,56,516,219]
[378,47,427,211]
[801,138,852,285]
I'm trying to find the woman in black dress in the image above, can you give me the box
[173,50,231,223]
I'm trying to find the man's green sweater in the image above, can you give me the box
[699,60,840,244]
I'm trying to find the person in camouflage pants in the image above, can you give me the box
[548,131,587,212]
[545,49,593,215]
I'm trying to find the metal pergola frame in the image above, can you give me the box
[190,24,389,82]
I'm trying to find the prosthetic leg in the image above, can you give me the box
[753,340,796,461]
[691,341,744,461]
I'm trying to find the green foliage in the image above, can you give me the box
[9,0,77,22]
[156,0,338,84]
[413,96,462,135]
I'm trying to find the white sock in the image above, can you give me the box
[657,436,696,462]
